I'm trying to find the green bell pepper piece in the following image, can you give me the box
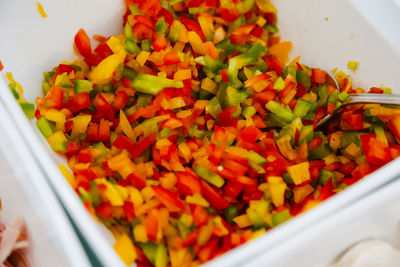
[89,181,102,207]
[296,70,311,89]
[227,43,266,87]
[74,79,93,93]
[129,4,143,16]
[265,101,296,122]
[299,125,314,145]
[308,143,332,160]
[154,17,169,36]
[265,113,288,128]
[215,38,249,55]
[294,99,313,118]
[188,7,206,15]
[273,76,285,91]
[36,117,55,138]
[242,106,256,120]
[206,97,222,119]
[236,0,255,14]
[9,84,19,100]
[20,103,35,120]
[194,164,225,187]
[124,38,141,55]
[272,210,292,227]
[319,169,336,187]
[59,73,73,88]
[122,66,137,81]
[141,242,158,265]
[224,205,238,224]
[248,150,267,165]
[131,73,183,95]
[228,15,245,34]
[225,86,249,106]
[141,39,152,52]
[124,23,133,39]
[188,124,207,139]
[282,66,297,80]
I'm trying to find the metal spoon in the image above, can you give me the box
[315,74,400,131]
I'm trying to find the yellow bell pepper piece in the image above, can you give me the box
[174,69,192,81]
[201,77,218,94]
[47,131,67,148]
[329,131,343,152]
[36,2,48,18]
[95,178,124,206]
[107,152,136,179]
[268,177,287,207]
[197,221,213,246]
[160,172,177,190]
[188,31,205,55]
[293,184,314,204]
[133,224,148,243]
[119,110,136,141]
[58,163,76,189]
[113,234,137,265]
[343,143,361,158]
[185,193,209,207]
[71,115,91,139]
[106,36,125,54]
[233,214,253,228]
[136,51,150,66]
[89,38,126,84]
[178,141,192,163]
[44,109,66,123]
[276,134,298,160]
[255,0,277,13]
[287,161,311,185]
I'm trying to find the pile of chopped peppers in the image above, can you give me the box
[32,0,400,266]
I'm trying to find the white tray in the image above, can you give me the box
[0,101,91,267]
[245,175,400,267]
[0,0,400,266]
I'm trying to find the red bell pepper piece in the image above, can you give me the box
[131,133,157,158]
[98,118,110,142]
[200,180,230,210]
[77,149,91,163]
[134,15,154,28]
[122,201,135,222]
[128,173,146,190]
[181,17,205,42]
[87,123,99,142]
[220,69,229,83]
[65,92,91,113]
[192,205,209,226]
[74,28,92,57]
[313,106,327,129]
[220,8,240,23]
[144,212,159,242]
[163,51,181,65]
[139,0,161,17]
[45,86,64,109]
[264,55,283,75]
[152,36,167,52]
[239,126,263,143]
[112,90,129,110]
[311,68,327,84]
[132,22,156,41]
[66,141,80,156]
[186,0,204,7]
[176,172,203,196]
[254,90,276,103]
[151,185,186,212]
[95,202,113,218]
[94,93,112,112]
[341,111,363,130]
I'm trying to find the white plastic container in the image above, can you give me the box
[0,101,91,267]
[244,174,400,267]
[0,0,400,266]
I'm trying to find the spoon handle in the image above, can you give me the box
[348,94,400,105]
